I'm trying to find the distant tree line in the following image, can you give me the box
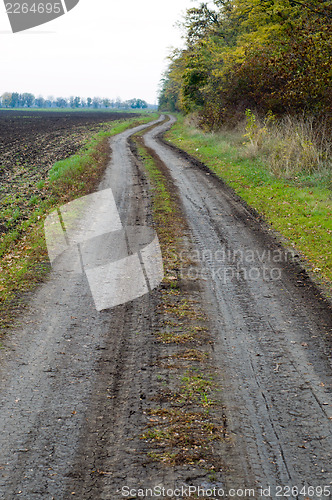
[0,92,150,110]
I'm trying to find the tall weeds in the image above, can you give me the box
[243,112,332,188]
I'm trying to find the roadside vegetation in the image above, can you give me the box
[131,127,225,474]
[0,113,158,330]
[159,0,331,125]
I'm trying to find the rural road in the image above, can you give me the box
[0,115,331,499]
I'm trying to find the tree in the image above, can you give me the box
[11,92,20,107]
[102,98,111,108]
[73,96,81,108]
[92,97,101,108]
[158,65,182,112]
[87,97,92,108]
[138,99,148,109]
[21,93,35,107]
[127,98,148,109]
[56,97,68,108]
[1,93,12,107]
[45,96,54,108]
[160,0,332,128]
[35,96,46,108]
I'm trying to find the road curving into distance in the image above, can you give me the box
[0,114,331,499]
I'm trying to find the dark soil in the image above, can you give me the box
[0,110,136,176]
[0,110,136,236]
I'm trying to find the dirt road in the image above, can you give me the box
[0,115,331,499]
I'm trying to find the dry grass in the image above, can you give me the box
[185,111,332,184]
[142,407,224,466]
[243,112,332,183]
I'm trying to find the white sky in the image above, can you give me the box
[0,0,194,104]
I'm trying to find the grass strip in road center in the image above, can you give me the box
[130,129,226,475]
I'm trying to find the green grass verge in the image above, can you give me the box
[0,113,158,330]
[165,115,332,291]
[130,133,181,281]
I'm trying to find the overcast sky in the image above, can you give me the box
[0,0,194,104]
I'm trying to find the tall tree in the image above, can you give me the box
[21,93,35,107]
[92,97,101,108]
[1,93,12,107]
[35,96,46,108]
[56,97,68,108]
[11,92,20,107]
[102,98,111,108]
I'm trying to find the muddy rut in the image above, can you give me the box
[0,115,331,499]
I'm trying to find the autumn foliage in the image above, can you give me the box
[159,0,332,129]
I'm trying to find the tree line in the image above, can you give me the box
[159,0,331,129]
[0,92,150,110]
